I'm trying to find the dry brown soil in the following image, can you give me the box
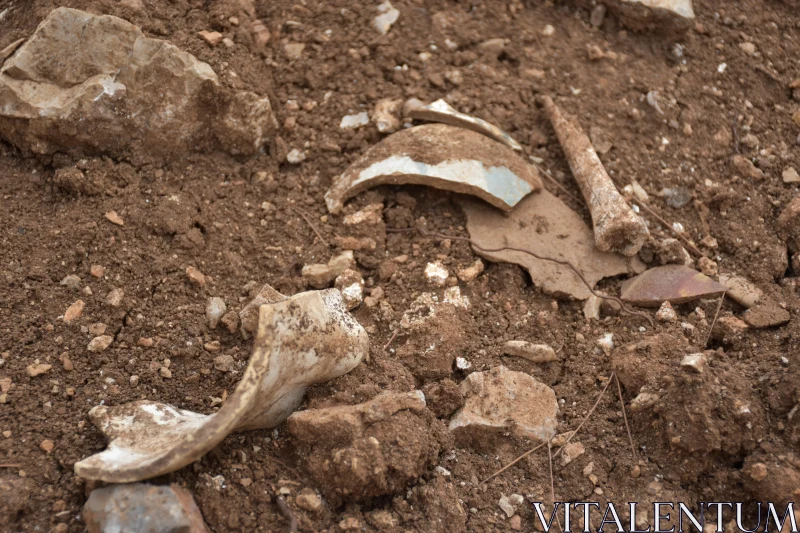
[1,0,799,531]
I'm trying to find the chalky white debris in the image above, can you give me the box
[74,288,368,482]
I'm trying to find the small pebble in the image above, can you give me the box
[40,439,54,453]
[295,489,322,512]
[63,300,85,324]
[655,301,677,322]
[186,266,206,287]
[60,274,81,290]
[105,288,124,307]
[206,297,227,329]
[424,261,449,287]
[198,30,223,46]
[104,211,124,226]
[783,167,800,183]
[214,354,236,372]
[130,375,139,387]
[90,265,105,278]
[87,335,114,353]
[137,337,154,347]
[159,367,172,379]
[27,362,52,377]
[681,353,706,373]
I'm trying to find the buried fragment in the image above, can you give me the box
[461,190,638,300]
[541,96,649,256]
[74,288,368,483]
[324,123,541,214]
[620,265,726,307]
[404,98,523,151]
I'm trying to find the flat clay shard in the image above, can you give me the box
[461,190,636,300]
[74,288,368,483]
[324,123,541,214]
[620,265,726,307]
[405,98,523,151]
[0,8,277,162]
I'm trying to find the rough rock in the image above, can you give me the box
[450,366,558,448]
[301,251,356,289]
[205,297,227,329]
[287,391,445,502]
[457,259,484,283]
[655,301,677,322]
[718,274,761,308]
[0,8,277,163]
[372,98,403,133]
[424,261,449,287]
[105,288,124,308]
[334,269,364,310]
[602,0,695,31]
[295,489,322,512]
[88,335,114,353]
[502,341,558,363]
[680,353,706,373]
[63,299,85,324]
[732,155,765,181]
[83,483,210,533]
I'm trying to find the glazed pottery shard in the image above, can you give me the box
[73,288,368,483]
[461,190,635,300]
[324,123,541,214]
[620,265,726,307]
[405,98,523,151]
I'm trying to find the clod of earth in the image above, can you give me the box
[0,8,277,163]
[404,98,523,151]
[287,390,445,502]
[324,123,541,214]
[461,190,638,300]
[620,265,726,307]
[541,96,649,256]
[83,483,210,533]
[73,288,368,483]
[449,366,558,449]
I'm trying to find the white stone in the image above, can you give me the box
[340,111,370,130]
[681,353,706,373]
[655,301,677,322]
[373,1,400,35]
[206,297,227,329]
[424,261,449,287]
[502,341,558,363]
[595,333,614,355]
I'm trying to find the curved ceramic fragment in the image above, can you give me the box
[74,288,368,483]
[325,124,541,214]
[620,265,726,307]
[405,98,523,151]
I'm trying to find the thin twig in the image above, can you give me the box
[480,442,547,484]
[291,205,329,247]
[383,330,399,351]
[530,159,584,206]
[632,200,705,259]
[0,463,22,468]
[547,441,564,532]
[275,495,299,533]
[386,226,654,327]
[615,373,636,457]
[732,114,741,155]
[553,372,615,459]
[704,292,726,348]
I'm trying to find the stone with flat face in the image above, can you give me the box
[621,265,726,307]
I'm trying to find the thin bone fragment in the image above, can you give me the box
[541,96,649,256]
